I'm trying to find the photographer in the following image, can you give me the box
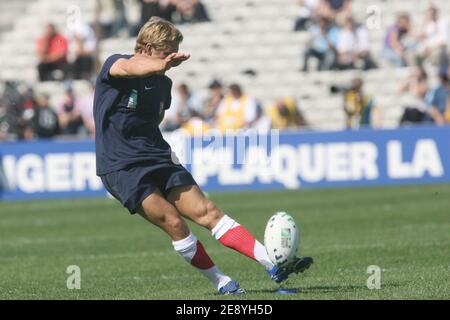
[332,78,380,129]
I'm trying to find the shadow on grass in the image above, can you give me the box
[246,282,402,295]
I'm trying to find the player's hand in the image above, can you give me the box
[164,52,190,69]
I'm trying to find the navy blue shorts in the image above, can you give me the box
[100,164,197,214]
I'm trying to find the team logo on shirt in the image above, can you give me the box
[127,89,138,111]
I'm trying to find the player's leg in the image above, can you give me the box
[166,184,275,270]
[136,189,240,293]
[167,184,314,283]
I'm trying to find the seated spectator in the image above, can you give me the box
[57,87,84,135]
[95,0,135,39]
[19,88,38,135]
[266,96,307,129]
[159,0,179,22]
[80,82,96,136]
[425,70,449,126]
[294,0,320,31]
[415,5,449,68]
[336,17,377,70]
[317,0,351,24]
[1,82,29,139]
[25,94,59,139]
[203,79,224,123]
[252,100,271,132]
[398,67,429,96]
[398,67,431,125]
[215,84,259,133]
[36,23,68,81]
[0,99,20,141]
[302,16,338,71]
[160,83,203,132]
[175,0,210,24]
[67,23,97,80]
[343,78,380,129]
[382,13,413,67]
[445,97,450,123]
[180,109,211,135]
[131,0,177,35]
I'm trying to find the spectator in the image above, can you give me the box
[19,88,38,136]
[25,94,59,139]
[175,0,210,24]
[336,17,377,70]
[318,0,351,24]
[382,13,413,67]
[35,23,68,81]
[21,87,38,112]
[252,100,271,132]
[343,78,380,129]
[398,67,431,125]
[202,79,223,123]
[266,96,307,129]
[0,99,20,141]
[67,23,97,80]
[415,5,449,68]
[294,0,320,31]
[215,84,259,133]
[425,69,449,126]
[96,0,130,38]
[132,0,177,35]
[160,83,203,132]
[111,0,129,36]
[445,96,450,123]
[1,82,28,139]
[80,82,96,136]
[57,87,84,135]
[302,16,338,71]
[180,109,211,135]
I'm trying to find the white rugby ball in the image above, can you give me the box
[264,212,299,267]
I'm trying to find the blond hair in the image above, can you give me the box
[134,17,183,54]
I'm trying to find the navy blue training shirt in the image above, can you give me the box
[94,54,173,175]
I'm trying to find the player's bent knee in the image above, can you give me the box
[196,201,223,229]
[166,216,186,233]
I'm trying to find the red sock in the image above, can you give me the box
[212,215,274,269]
[173,233,232,289]
[191,241,215,269]
[219,225,257,260]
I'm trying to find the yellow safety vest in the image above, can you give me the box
[266,97,298,129]
[181,118,211,136]
[445,107,450,123]
[218,95,248,133]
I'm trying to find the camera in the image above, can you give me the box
[330,78,364,95]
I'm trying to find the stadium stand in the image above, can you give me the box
[0,0,448,132]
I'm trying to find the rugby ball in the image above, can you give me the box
[264,212,299,267]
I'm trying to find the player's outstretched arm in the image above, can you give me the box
[109,53,190,78]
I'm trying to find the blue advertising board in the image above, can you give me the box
[0,126,449,201]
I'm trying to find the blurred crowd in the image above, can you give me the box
[297,1,448,72]
[35,0,210,82]
[0,78,308,140]
[1,0,449,141]
[0,81,95,141]
[160,80,307,135]
[296,0,449,129]
[99,0,210,39]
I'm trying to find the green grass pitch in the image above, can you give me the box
[0,184,449,300]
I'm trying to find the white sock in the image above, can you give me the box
[172,233,232,290]
[254,241,274,270]
[211,214,240,240]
